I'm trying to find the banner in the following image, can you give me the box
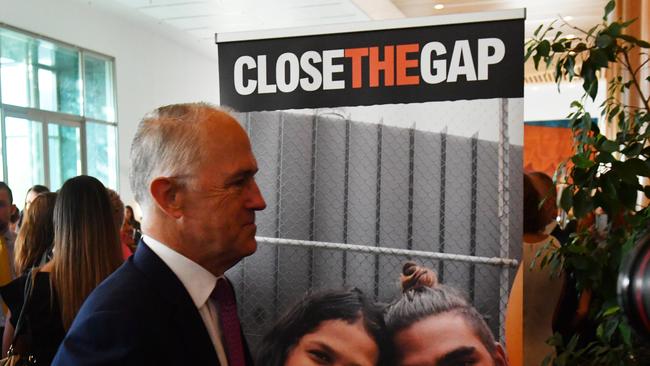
[216,10,524,112]
[216,10,525,346]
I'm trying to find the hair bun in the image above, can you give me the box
[401,262,438,292]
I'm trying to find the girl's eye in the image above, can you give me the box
[308,350,333,365]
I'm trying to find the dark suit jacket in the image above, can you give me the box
[52,242,254,366]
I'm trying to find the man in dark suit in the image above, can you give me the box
[52,103,266,366]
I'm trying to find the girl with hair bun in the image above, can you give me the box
[385,262,508,366]
[257,288,389,366]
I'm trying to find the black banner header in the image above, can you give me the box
[217,14,524,112]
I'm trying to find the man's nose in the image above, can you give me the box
[247,179,266,211]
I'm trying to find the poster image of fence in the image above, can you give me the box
[216,9,524,349]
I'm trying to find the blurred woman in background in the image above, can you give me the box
[1,175,122,365]
[17,184,49,231]
[123,205,141,249]
[13,192,57,276]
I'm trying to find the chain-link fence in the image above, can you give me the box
[227,100,523,352]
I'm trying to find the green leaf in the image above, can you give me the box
[538,40,551,57]
[599,139,619,153]
[565,56,576,78]
[617,34,638,45]
[603,318,618,342]
[623,158,650,177]
[615,161,639,184]
[590,49,609,68]
[566,334,580,352]
[619,182,638,209]
[534,24,544,37]
[621,18,637,28]
[604,0,615,21]
[636,39,650,48]
[572,167,590,186]
[533,53,542,70]
[622,142,643,156]
[587,25,599,38]
[607,105,620,121]
[581,113,592,138]
[552,31,563,42]
[552,43,566,52]
[596,34,613,48]
[570,100,584,109]
[607,22,622,37]
[573,190,592,218]
[602,173,617,197]
[524,45,535,61]
[619,322,632,346]
[572,154,595,169]
[596,152,615,164]
[573,42,588,53]
[602,306,620,316]
[642,113,650,123]
[581,61,599,100]
[596,323,604,340]
[587,79,599,100]
[560,188,573,212]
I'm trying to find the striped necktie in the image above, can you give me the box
[0,234,11,314]
[211,278,246,366]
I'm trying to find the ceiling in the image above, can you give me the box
[90,0,610,63]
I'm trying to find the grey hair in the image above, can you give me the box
[129,102,217,208]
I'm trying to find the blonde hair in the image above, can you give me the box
[14,192,57,275]
[51,175,123,329]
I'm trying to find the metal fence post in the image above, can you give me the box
[498,98,511,343]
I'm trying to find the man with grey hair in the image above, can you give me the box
[53,103,266,366]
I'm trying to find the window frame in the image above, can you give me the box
[0,23,119,196]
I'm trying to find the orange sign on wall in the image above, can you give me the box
[524,121,576,177]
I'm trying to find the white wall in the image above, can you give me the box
[524,80,607,126]
[0,0,220,208]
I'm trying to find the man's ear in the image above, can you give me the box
[492,343,508,366]
[149,177,184,219]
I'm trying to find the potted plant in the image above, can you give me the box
[525,1,650,364]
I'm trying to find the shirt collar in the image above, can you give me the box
[142,234,220,309]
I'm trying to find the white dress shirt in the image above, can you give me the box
[143,235,229,366]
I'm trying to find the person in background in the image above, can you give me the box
[106,188,133,260]
[121,205,141,252]
[8,204,19,234]
[385,262,508,366]
[257,288,388,366]
[17,185,50,231]
[0,182,17,340]
[505,172,563,366]
[12,192,57,276]
[53,103,266,366]
[125,206,141,239]
[0,175,122,366]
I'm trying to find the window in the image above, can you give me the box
[0,25,118,208]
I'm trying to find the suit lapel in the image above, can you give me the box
[133,242,220,365]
